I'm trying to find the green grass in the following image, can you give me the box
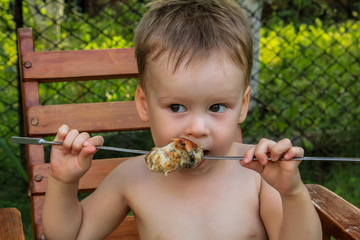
[301,161,360,207]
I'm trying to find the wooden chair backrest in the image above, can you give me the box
[17,27,143,240]
[17,28,359,240]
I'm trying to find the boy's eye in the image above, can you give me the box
[209,104,226,113]
[170,104,186,113]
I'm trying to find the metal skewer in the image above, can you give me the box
[10,136,360,162]
[10,136,149,155]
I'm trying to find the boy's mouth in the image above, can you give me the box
[196,150,209,168]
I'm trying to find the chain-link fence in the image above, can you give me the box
[1,0,359,238]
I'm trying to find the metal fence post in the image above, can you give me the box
[14,0,26,165]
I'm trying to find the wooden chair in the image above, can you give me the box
[16,28,360,240]
[17,27,141,240]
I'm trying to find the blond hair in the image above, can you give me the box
[134,0,253,87]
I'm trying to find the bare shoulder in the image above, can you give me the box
[232,142,254,156]
[106,155,150,184]
[232,141,282,214]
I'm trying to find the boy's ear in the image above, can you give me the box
[238,86,251,124]
[135,85,149,122]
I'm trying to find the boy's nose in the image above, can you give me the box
[185,115,210,138]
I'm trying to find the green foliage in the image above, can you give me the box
[0,139,31,238]
[246,19,360,152]
[0,139,27,181]
[0,0,18,139]
[262,0,359,28]
[243,18,360,207]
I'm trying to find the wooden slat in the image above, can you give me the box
[307,184,360,240]
[26,144,45,167]
[106,216,139,240]
[0,208,25,240]
[32,196,139,240]
[26,101,150,136]
[21,48,138,82]
[22,82,40,109]
[30,158,129,195]
[17,28,34,54]
[32,195,45,240]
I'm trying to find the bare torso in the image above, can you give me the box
[117,155,268,240]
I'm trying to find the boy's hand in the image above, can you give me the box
[240,138,304,196]
[50,124,104,184]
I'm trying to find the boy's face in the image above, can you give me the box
[136,52,250,165]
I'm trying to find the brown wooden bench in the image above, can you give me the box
[11,27,360,240]
[0,208,25,240]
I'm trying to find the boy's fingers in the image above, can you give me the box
[62,129,80,152]
[78,148,95,170]
[284,146,304,160]
[54,124,69,142]
[78,136,104,170]
[71,132,90,154]
[52,125,69,153]
[270,138,292,161]
[242,146,255,163]
[254,138,276,165]
[84,135,104,148]
[241,146,265,174]
[240,159,265,174]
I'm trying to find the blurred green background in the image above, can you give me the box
[1,0,359,239]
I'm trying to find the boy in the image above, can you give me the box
[42,0,322,239]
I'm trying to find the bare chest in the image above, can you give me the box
[127,170,267,240]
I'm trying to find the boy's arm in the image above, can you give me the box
[241,138,322,240]
[278,183,321,239]
[75,166,132,239]
[42,124,118,239]
[259,178,322,240]
[42,124,103,239]
[43,161,131,240]
[42,174,82,239]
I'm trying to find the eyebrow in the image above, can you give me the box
[157,95,192,102]
[158,94,241,104]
